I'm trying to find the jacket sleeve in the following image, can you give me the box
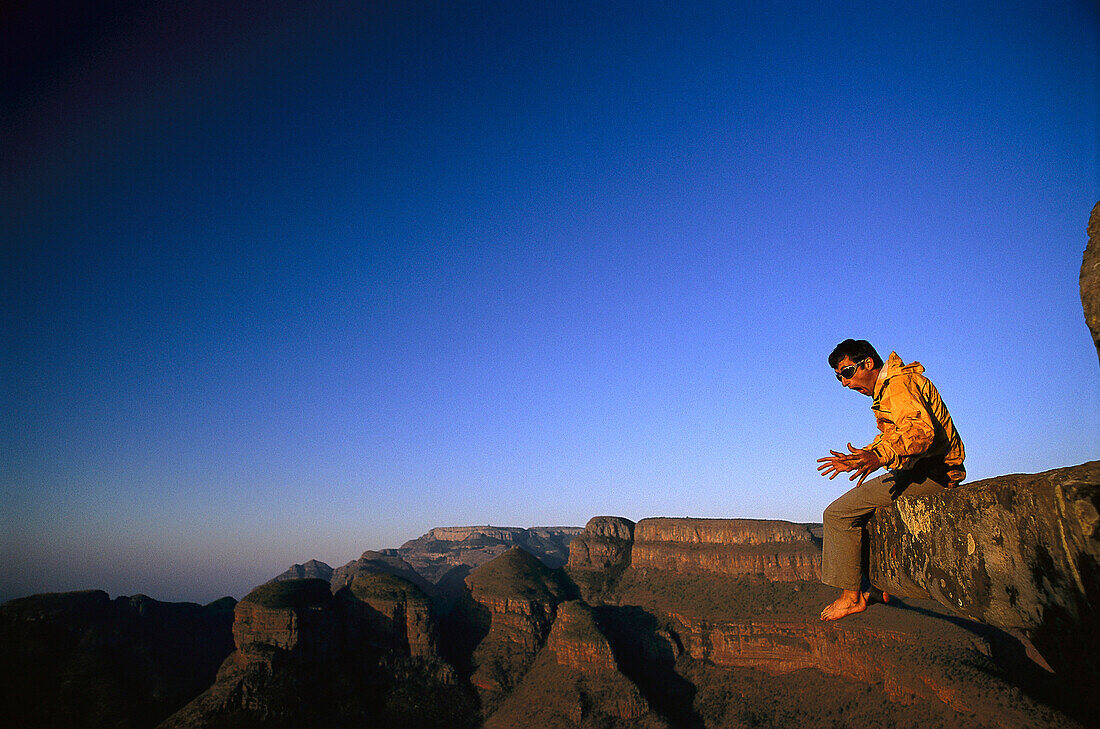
[865,377,936,470]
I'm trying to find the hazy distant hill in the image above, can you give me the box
[0,591,235,729]
[272,524,584,610]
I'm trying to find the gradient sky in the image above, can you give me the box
[3,1,1098,604]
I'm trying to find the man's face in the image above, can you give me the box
[835,356,876,397]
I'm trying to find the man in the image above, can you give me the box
[816,339,965,621]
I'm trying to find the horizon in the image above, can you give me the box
[4,1,1099,605]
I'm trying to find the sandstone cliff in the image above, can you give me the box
[630,517,821,581]
[568,516,636,571]
[345,572,439,660]
[568,515,821,593]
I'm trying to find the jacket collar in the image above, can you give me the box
[873,351,905,400]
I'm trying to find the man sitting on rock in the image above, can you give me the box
[816,339,965,621]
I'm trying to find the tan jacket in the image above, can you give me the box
[866,352,965,486]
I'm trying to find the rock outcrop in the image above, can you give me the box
[569,515,822,583]
[0,590,235,729]
[867,461,1100,704]
[231,578,336,660]
[567,516,636,572]
[464,546,574,710]
[1083,201,1100,363]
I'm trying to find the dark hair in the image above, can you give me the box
[828,339,883,369]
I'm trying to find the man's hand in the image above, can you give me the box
[817,443,883,486]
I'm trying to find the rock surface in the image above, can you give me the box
[631,518,822,581]
[570,515,822,582]
[1083,201,1100,363]
[867,461,1100,703]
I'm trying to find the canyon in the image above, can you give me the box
[3,468,1097,728]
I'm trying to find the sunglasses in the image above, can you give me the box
[835,358,868,382]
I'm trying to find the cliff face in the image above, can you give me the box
[231,578,336,660]
[630,518,821,581]
[0,590,235,729]
[567,516,635,572]
[867,461,1100,702]
[568,515,821,583]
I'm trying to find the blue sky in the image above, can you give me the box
[3,1,1098,604]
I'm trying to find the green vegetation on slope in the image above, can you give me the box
[466,547,575,601]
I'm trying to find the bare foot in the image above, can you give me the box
[820,589,868,621]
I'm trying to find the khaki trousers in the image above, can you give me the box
[821,470,947,591]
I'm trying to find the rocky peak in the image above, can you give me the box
[329,550,431,595]
[233,578,335,660]
[465,547,575,707]
[584,516,636,540]
[343,572,438,659]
